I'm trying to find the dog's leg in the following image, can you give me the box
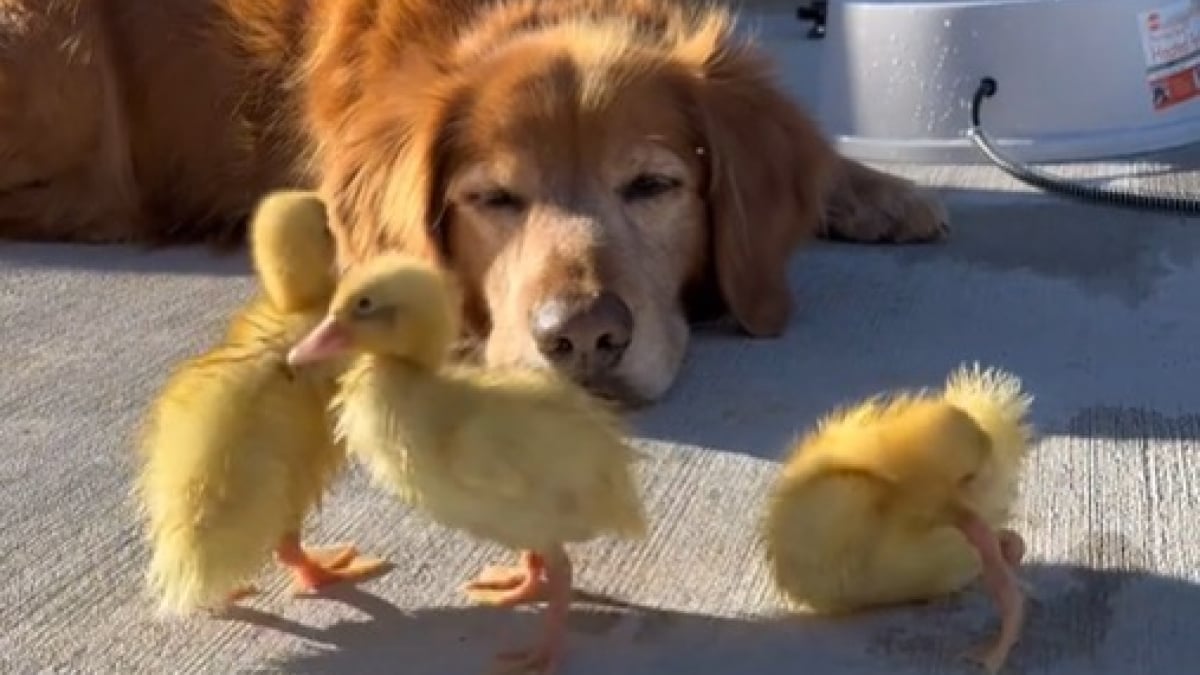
[817,156,949,243]
[0,0,142,244]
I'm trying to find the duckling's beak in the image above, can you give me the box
[288,315,351,366]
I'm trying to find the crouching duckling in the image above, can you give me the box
[762,364,1035,673]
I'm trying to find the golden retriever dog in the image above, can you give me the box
[0,0,947,405]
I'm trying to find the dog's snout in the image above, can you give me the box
[531,291,633,375]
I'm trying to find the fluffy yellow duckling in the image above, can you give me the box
[286,253,646,674]
[762,364,1035,673]
[134,190,385,615]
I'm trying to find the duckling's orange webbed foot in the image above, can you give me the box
[227,585,259,604]
[957,515,1027,674]
[492,547,572,675]
[463,551,547,607]
[274,534,388,594]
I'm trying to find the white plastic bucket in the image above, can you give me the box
[817,0,1200,163]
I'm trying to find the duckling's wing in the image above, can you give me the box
[451,386,644,533]
[444,422,532,501]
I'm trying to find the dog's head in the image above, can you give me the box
[320,4,834,405]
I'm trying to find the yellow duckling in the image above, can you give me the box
[762,364,1035,674]
[287,253,646,674]
[134,190,385,616]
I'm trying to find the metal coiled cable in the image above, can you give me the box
[967,77,1200,216]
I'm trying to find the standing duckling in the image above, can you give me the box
[762,364,1034,673]
[287,253,647,674]
[134,191,385,616]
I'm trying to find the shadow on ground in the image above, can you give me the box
[8,190,1200,457]
[241,532,1200,674]
[0,242,250,276]
[633,192,1200,458]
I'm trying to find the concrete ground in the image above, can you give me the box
[5,4,1200,674]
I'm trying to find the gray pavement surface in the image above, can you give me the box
[5,4,1200,674]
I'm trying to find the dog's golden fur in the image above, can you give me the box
[0,0,948,403]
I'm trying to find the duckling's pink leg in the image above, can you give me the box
[462,551,548,606]
[998,529,1026,566]
[274,532,387,594]
[956,514,1027,674]
[494,546,572,674]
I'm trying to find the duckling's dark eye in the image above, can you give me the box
[354,296,374,316]
[619,173,681,203]
[469,188,526,212]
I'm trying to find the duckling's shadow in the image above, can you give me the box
[233,585,784,675]
[249,553,1200,674]
[238,583,822,675]
[861,559,1200,674]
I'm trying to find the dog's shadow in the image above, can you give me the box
[235,551,1200,674]
[632,201,1200,460]
[0,242,251,277]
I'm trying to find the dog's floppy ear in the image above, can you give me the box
[315,70,462,270]
[675,16,836,337]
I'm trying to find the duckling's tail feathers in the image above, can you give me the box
[942,362,1035,466]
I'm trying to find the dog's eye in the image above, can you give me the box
[470,188,526,212]
[620,173,681,202]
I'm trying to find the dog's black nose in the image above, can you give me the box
[531,291,633,377]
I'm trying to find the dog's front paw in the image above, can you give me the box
[870,185,950,243]
[821,160,950,244]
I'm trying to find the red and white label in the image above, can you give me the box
[1140,1,1200,110]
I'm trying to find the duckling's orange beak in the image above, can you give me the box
[288,315,351,366]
